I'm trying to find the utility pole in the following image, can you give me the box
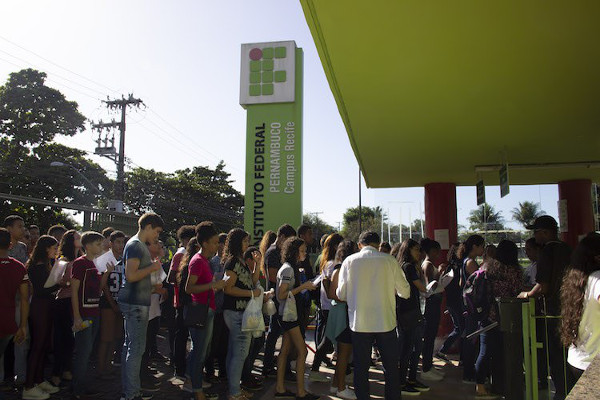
[91,94,144,203]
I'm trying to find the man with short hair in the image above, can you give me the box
[96,230,126,379]
[119,213,164,400]
[518,216,574,399]
[101,227,116,253]
[4,215,28,265]
[262,224,296,377]
[47,225,67,243]
[71,231,105,400]
[337,231,410,400]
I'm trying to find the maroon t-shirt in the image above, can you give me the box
[71,256,101,318]
[0,257,28,336]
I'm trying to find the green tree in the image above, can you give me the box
[124,161,243,234]
[341,206,384,242]
[0,69,108,231]
[511,201,544,229]
[468,203,504,231]
[302,213,335,247]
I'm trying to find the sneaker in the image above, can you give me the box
[435,352,451,364]
[407,380,430,392]
[140,380,160,392]
[401,385,421,396]
[274,390,296,399]
[202,380,212,389]
[296,393,319,400]
[22,386,50,400]
[241,377,263,391]
[432,368,446,377]
[420,369,443,381]
[462,378,476,385]
[308,371,329,383]
[262,368,276,378]
[150,352,169,362]
[134,392,155,400]
[336,387,357,400]
[37,381,59,394]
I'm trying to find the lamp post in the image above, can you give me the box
[50,161,104,198]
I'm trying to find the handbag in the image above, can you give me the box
[282,291,298,322]
[397,307,423,331]
[183,302,209,327]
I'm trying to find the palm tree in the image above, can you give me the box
[468,203,504,231]
[511,201,544,229]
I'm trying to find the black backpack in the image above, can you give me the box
[463,268,490,322]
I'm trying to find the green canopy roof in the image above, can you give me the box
[300,1,600,188]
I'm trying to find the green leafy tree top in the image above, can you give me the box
[0,69,86,149]
[468,203,504,231]
[511,201,544,229]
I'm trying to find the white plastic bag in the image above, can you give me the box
[282,291,297,322]
[242,289,263,332]
[252,315,265,338]
[263,298,277,316]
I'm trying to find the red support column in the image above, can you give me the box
[424,183,458,343]
[558,179,594,248]
[424,183,458,255]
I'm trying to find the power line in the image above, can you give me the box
[0,34,119,94]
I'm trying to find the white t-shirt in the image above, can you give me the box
[149,268,168,320]
[568,270,600,371]
[320,261,335,311]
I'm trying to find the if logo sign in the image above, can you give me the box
[240,41,296,105]
[248,46,287,96]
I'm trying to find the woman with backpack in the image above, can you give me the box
[560,233,600,385]
[456,234,486,384]
[473,240,522,398]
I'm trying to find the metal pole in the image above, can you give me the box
[358,168,362,233]
[419,201,425,238]
[116,105,126,201]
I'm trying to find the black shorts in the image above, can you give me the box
[278,317,299,332]
[336,327,352,344]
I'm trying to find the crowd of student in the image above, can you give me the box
[1,212,599,400]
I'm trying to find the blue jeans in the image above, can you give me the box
[438,300,465,354]
[398,319,425,385]
[352,329,399,400]
[475,327,502,387]
[224,310,252,396]
[120,303,149,400]
[72,316,99,396]
[187,309,214,392]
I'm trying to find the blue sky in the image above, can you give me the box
[0,1,559,231]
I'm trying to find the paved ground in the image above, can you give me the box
[1,326,540,400]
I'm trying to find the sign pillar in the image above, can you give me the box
[240,41,303,245]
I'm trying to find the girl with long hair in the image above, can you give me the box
[326,240,358,399]
[457,234,485,383]
[258,230,277,285]
[474,240,523,398]
[310,233,344,381]
[50,230,82,387]
[396,239,429,395]
[274,237,319,400]
[560,232,600,383]
[22,235,60,400]
[436,243,465,363]
[221,229,262,400]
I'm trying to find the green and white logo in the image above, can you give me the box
[240,41,296,105]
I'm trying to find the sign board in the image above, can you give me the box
[434,229,450,250]
[476,180,485,206]
[499,164,510,198]
[241,41,303,246]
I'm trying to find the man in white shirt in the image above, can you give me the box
[337,231,410,400]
